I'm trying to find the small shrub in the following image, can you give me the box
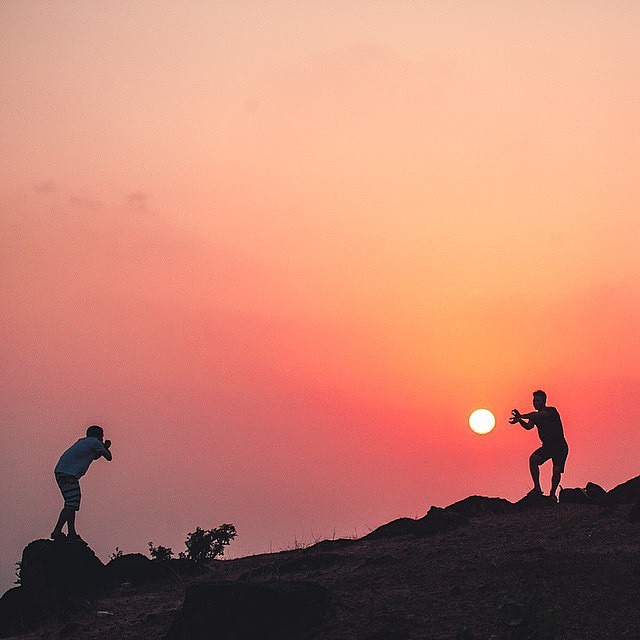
[109,547,124,561]
[148,541,174,561]
[183,524,237,563]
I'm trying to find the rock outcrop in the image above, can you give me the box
[606,475,640,504]
[365,506,469,540]
[444,495,513,517]
[0,539,105,637]
[167,580,330,640]
[559,482,608,505]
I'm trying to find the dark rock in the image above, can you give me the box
[559,487,591,504]
[19,539,105,597]
[607,475,640,504]
[559,483,609,505]
[166,580,329,640]
[365,507,469,540]
[0,539,105,637]
[364,517,419,540]
[445,495,513,517]
[415,507,469,536]
[585,482,608,504]
[105,553,166,585]
[514,491,556,509]
[0,586,43,638]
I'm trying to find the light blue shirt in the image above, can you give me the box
[55,436,108,479]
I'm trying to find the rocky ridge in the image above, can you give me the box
[2,476,639,639]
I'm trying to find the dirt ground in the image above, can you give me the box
[5,502,640,639]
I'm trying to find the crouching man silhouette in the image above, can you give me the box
[51,425,112,543]
[510,390,568,501]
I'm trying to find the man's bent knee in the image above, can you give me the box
[529,454,544,467]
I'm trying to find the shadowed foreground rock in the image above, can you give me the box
[166,580,330,640]
[19,539,104,596]
[0,539,104,637]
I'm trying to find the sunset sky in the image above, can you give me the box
[2,1,640,591]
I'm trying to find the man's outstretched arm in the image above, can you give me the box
[509,409,536,430]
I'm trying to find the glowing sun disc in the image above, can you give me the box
[469,409,496,434]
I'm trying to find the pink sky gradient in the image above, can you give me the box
[2,1,640,591]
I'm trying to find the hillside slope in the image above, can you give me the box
[3,499,640,639]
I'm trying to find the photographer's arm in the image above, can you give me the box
[102,439,113,461]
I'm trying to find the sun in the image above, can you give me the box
[469,408,496,435]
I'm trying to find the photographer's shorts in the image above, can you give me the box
[55,472,81,511]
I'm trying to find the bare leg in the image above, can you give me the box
[529,454,542,493]
[550,464,562,498]
[52,508,77,537]
[52,509,68,536]
[67,510,77,536]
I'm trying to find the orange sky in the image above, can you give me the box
[2,1,640,591]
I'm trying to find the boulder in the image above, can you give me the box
[559,483,608,505]
[559,487,591,504]
[19,539,105,597]
[444,496,513,517]
[514,491,556,509]
[415,507,469,536]
[606,475,640,504]
[0,587,43,638]
[166,580,329,640]
[364,517,420,540]
[105,553,166,586]
[0,539,105,638]
[365,507,468,540]
[585,482,608,504]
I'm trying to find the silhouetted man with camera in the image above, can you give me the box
[51,425,112,543]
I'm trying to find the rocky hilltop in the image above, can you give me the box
[2,477,640,640]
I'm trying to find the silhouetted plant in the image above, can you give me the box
[148,541,174,561]
[182,524,237,563]
[109,547,123,561]
[14,561,21,585]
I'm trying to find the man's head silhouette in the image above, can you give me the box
[532,390,547,410]
[86,425,104,439]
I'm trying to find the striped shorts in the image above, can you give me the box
[55,472,81,511]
